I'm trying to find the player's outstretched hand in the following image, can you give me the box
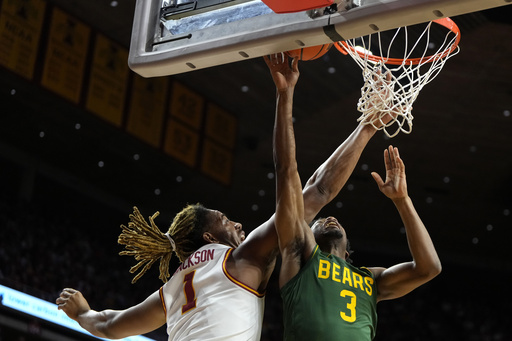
[264,53,299,92]
[371,145,408,200]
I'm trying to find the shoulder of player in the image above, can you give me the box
[230,218,278,266]
[365,266,386,279]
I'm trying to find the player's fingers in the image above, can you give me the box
[393,146,402,167]
[291,56,299,71]
[383,148,391,169]
[371,172,384,187]
[395,149,405,172]
[63,288,77,295]
[60,288,79,299]
[388,145,397,167]
[267,53,278,65]
[386,71,392,82]
[272,52,283,64]
[56,297,68,306]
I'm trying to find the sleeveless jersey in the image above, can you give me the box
[281,245,377,341]
[159,243,265,341]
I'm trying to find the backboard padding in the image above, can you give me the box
[128,0,511,77]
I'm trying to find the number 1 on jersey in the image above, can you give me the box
[182,271,197,314]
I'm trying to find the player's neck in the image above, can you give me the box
[319,244,346,259]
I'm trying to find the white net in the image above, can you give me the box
[338,19,460,138]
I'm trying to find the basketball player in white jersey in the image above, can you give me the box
[56,54,394,340]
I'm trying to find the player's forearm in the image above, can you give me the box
[303,123,376,221]
[273,88,305,241]
[76,309,123,339]
[393,196,442,277]
[273,89,296,173]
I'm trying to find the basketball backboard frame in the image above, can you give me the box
[128,0,511,78]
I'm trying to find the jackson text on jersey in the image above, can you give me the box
[173,249,215,276]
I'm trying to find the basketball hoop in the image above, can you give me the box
[335,18,461,138]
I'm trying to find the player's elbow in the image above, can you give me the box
[430,260,442,278]
[304,175,333,203]
[415,260,442,282]
[88,311,122,339]
[275,162,299,179]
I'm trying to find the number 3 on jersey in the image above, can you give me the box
[340,289,356,322]
[182,271,197,314]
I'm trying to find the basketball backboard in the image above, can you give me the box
[128,0,511,77]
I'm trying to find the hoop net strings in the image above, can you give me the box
[341,22,460,138]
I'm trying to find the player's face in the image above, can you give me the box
[206,210,245,248]
[311,217,348,257]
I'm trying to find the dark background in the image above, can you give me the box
[1,0,511,340]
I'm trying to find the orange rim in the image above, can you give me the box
[334,17,461,65]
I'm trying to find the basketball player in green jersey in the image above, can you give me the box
[269,53,442,340]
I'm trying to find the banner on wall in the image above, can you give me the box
[163,119,200,168]
[40,7,91,104]
[85,34,130,126]
[126,75,169,147]
[0,0,47,79]
[169,81,204,130]
[205,103,237,149]
[201,138,233,186]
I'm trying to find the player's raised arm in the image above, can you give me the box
[266,54,316,287]
[369,146,442,302]
[302,122,381,222]
[268,53,304,238]
[301,72,396,222]
[56,288,165,339]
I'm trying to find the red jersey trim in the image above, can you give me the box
[159,287,167,318]
[222,248,265,298]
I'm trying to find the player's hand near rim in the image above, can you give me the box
[360,71,401,130]
[264,53,299,93]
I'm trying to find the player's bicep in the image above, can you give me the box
[302,184,327,223]
[370,263,431,302]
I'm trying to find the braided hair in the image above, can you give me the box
[118,204,212,284]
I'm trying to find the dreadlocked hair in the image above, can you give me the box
[167,203,211,263]
[118,207,172,284]
[118,204,212,284]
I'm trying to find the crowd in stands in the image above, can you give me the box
[0,180,510,341]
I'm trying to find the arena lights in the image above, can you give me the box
[0,284,156,341]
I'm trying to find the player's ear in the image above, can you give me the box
[345,250,350,260]
[203,232,218,244]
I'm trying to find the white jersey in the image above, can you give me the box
[159,243,265,341]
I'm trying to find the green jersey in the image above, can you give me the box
[281,245,377,340]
